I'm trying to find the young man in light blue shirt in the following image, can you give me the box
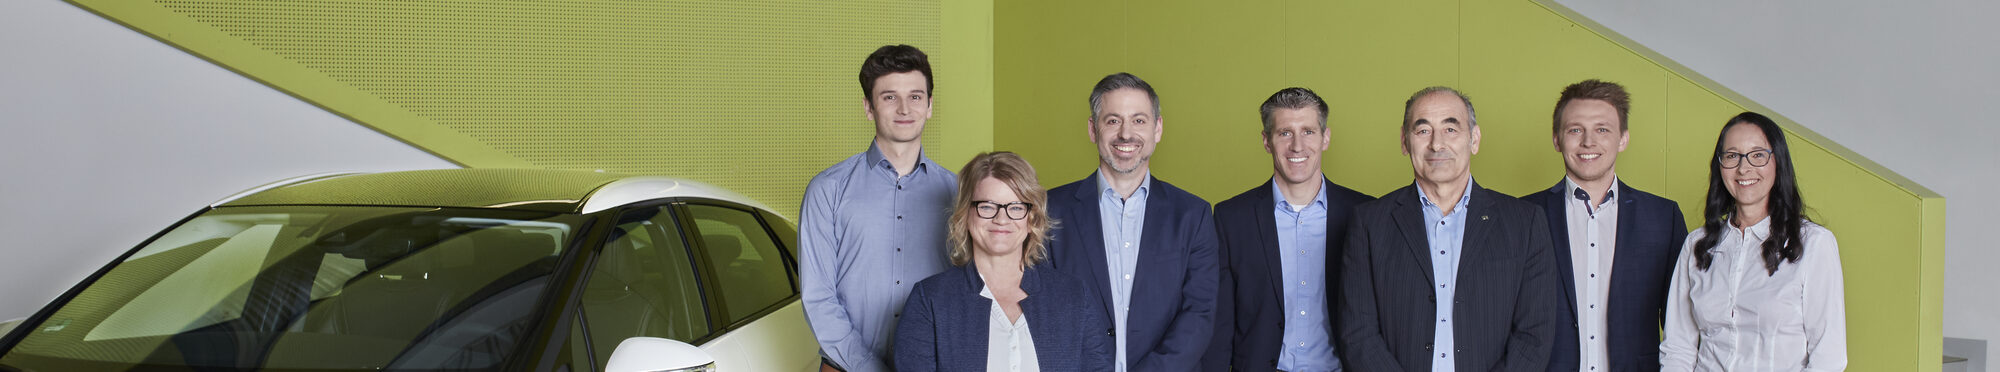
[799,45,957,372]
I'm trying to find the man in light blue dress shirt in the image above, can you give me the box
[799,45,957,372]
[1205,87,1375,372]
[1046,72,1219,372]
[1336,86,1560,371]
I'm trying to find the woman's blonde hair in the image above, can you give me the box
[946,151,1055,267]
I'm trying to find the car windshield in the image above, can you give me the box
[0,205,589,372]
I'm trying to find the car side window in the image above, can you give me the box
[685,204,794,324]
[579,207,710,367]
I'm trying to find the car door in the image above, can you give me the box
[576,205,715,369]
[678,201,817,372]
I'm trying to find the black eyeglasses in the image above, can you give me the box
[972,201,1033,220]
[1718,149,1774,169]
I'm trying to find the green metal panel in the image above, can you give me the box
[68,0,995,219]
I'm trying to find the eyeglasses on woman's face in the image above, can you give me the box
[1718,149,1773,169]
[972,201,1032,220]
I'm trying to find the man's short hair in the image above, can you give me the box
[1088,72,1161,120]
[858,45,933,101]
[1402,86,1477,134]
[1551,79,1632,135]
[1259,87,1329,135]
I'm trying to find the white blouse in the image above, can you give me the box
[1661,217,1846,372]
[980,277,1040,372]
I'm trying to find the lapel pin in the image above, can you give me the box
[1481,215,1489,220]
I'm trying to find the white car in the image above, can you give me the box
[0,169,820,371]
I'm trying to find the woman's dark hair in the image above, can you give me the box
[1693,111,1807,275]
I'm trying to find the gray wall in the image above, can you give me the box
[0,1,456,320]
[1553,0,2000,368]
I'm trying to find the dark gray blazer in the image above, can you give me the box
[1336,182,1562,372]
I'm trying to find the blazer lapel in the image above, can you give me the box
[1460,183,1496,265]
[1254,180,1285,300]
[1069,173,1116,317]
[1542,182,1579,317]
[1391,187,1435,287]
[1136,176,1175,298]
[1021,268,1063,367]
[1609,181,1639,302]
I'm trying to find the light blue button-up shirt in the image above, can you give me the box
[1098,171,1151,372]
[798,143,957,372]
[1272,179,1340,371]
[1416,179,1472,372]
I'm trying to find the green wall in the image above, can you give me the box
[995,0,1942,371]
[69,0,996,220]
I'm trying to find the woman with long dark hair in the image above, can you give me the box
[1659,112,1846,371]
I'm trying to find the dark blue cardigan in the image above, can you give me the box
[894,263,1115,371]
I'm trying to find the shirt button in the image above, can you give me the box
[1124,242,1131,247]
[1300,311,1306,315]
[897,215,903,219]
[896,281,901,284]
[1300,280,1307,286]
[1125,274,1133,280]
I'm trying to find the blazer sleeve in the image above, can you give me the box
[1131,207,1221,372]
[892,284,939,372]
[1659,204,1689,328]
[1336,213,1407,372]
[1500,210,1560,371]
[1200,210,1236,371]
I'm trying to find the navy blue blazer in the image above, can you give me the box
[1336,182,1561,372]
[1045,172,1219,372]
[1202,178,1374,371]
[1519,181,1687,372]
[894,264,1114,371]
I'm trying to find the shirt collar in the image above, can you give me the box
[1564,176,1618,206]
[1096,170,1152,200]
[1270,176,1329,211]
[1732,214,1773,241]
[1415,176,1474,211]
[865,141,929,174]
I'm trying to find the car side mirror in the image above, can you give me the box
[605,337,715,372]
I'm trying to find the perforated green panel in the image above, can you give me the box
[71,0,990,219]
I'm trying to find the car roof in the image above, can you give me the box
[214,169,773,214]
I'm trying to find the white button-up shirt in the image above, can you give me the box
[1661,216,1847,372]
[981,273,1040,372]
[1564,178,1620,372]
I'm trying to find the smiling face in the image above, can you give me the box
[1719,122,1776,214]
[1264,107,1329,187]
[865,71,932,144]
[1555,98,1629,184]
[1403,91,1481,189]
[1088,88,1163,176]
[967,177,1027,258]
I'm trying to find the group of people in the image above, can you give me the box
[800,45,1846,372]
